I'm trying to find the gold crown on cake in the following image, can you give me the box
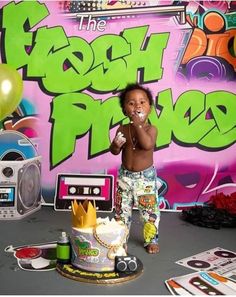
[71,199,97,228]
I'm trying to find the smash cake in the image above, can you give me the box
[70,200,128,272]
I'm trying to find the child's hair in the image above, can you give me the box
[119,83,153,112]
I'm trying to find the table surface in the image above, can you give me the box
[0,207,235,295]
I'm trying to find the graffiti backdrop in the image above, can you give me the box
[0,0,236,210]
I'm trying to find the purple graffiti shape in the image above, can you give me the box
[186,56,234,81]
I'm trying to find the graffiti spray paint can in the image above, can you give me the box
[56,231,71,264]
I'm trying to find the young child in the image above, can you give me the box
[110,83,160,254]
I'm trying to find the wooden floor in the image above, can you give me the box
[0,207,235,295]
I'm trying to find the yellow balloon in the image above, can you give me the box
[0,63,23,121]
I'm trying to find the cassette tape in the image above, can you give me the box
[176,247,236,279]
[54,174,114,212]
[166,271,236,295]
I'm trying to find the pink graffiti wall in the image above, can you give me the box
[0,1,236,209]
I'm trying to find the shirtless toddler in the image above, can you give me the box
[110,83,160,254]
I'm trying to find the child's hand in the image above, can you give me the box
[130,112,145,126]
[113,132,126,148]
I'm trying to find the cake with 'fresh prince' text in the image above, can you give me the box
[70,200,128,272]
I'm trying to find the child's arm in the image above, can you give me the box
[110,128,126,155]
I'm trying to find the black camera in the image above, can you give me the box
[115,256,138,272]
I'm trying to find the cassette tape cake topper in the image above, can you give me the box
[0,130,42,220]
[54,173,114,212]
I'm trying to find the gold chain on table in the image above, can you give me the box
[93,223,128,249]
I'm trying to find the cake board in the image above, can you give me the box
[56,256,143,284]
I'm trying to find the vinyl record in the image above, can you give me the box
[214,250,236,258]
[0,130,38,160]
[18,162,41,208]
[15,247,42,259]
[187,260,211,269]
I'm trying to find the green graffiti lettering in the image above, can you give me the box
[200,91,236,148]
[173,90,215,144]
[2,1,48,68]
[50,92,97,167]
[51,94,125,166]
[43,36,94,93]
[27,26,70,78]
[2,3,168,93]
[90,96,125,155]
[121,26,169,88]
[79,248,99,257]
[170,90,236,149]
[50,89,236,167]
[89,34,130,91]
[148,89,174,148]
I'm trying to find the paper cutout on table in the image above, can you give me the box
[5,241,57,271]
[176,247,236,280]
[165,271,236,295]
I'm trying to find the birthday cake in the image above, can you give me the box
[70,200,128,272]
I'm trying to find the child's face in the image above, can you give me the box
[123,89,151,121]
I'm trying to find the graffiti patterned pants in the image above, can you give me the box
[115,165,160,247]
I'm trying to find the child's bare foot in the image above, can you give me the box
[146,243,159,254]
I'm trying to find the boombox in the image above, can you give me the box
[0,130,41,220]
[115,256,138,272]
[0,156,42,220]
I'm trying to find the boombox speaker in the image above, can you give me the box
[0,156,42,220]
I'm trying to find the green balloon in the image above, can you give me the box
[0,63,23,121]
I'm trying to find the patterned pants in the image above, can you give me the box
[115,165,160,247]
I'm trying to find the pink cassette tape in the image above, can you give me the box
[54,174,114,212]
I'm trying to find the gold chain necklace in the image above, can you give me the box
[93,223,128,260]
[129,124,137,150]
